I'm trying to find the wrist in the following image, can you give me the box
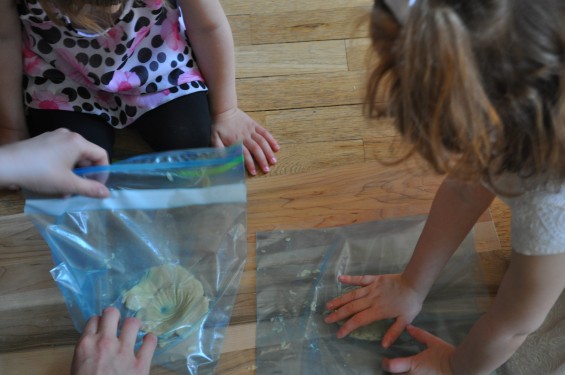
[211,106,238,122]
[206,87,238,120]
[400,272,430,302]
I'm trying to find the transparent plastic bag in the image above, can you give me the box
[255,216,489,374]
[25,145,247,374]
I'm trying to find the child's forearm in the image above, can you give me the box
[0,1,27,144]
[180,0,238,117]
[450,310,529,375]
[450,252,565,374]
[403,177,495,297]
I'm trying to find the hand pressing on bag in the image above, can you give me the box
[324,274,424,348]
[382,325,455,375]
[71,307,157,375]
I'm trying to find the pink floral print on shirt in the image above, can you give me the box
[107,71,142,93]
[31,91,72,110]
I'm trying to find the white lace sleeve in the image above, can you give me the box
[503,186,565,255]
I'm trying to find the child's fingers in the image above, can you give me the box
[82,315,100,336]
[405,324,438,346]
[68,175,110,198]
[77,143,109,167]
[381,318,408,349]
[242,146,257,176]
[210,132,225,149]
[255,125,280,152]
[136,333,158,368]
[251,132,277,165]
[382,355,413,373]
[338,274,379,287]
[244,140,269,173]
[99,307,121,337]
[335,310,384,339]
[119,317,142,352]
[324,292,371,323]
[326,284,369,310]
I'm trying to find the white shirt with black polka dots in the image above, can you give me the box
[19,0,208,128]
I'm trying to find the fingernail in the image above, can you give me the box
[264,166,270,172]
[271,157,277,164]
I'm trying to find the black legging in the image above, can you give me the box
[27,92,212,160]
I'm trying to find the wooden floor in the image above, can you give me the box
[228,0,511,253]
[0,0,512,373]
[0,0,513,253]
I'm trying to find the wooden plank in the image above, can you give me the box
[364,138,413,164]
[223,323,256,353]
[264,140,365,177]
[0,190,24,216]
[250,7,370,45]
[346,37,372,71]
[216,348,256,375]
[251,105,369,144]
[237,71,367,112]
[235,40,348,79]
[247,160,443,233]
[221,0,371,16]
[0,346,74,375]
[228,15,252,47]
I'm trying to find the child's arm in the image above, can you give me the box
[383,251,565,375]
[179,0,279,176]
[325,177,495,347]
[448,252,565,374]
[0,0,28,144]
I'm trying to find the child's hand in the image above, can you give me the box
[71,307,157,375]
[324,274,424,348]
[382,325,455,375]
[211,108,280,176]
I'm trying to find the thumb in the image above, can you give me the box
[382,318,407,349]
[406,324,437,346]
[211,131,225,148]
[382,356,413,373]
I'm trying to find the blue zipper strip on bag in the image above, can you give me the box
[74,145,244,177]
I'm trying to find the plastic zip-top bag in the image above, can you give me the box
[24,145,247,374]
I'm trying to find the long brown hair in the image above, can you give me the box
[38,0,130,32]
[366,0,565,192]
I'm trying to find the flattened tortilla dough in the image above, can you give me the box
[337,319,390,341]
[122,264,209,346]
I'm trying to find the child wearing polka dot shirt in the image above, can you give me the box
[0,0,279,175]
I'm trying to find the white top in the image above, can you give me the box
[495,179,565,255]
